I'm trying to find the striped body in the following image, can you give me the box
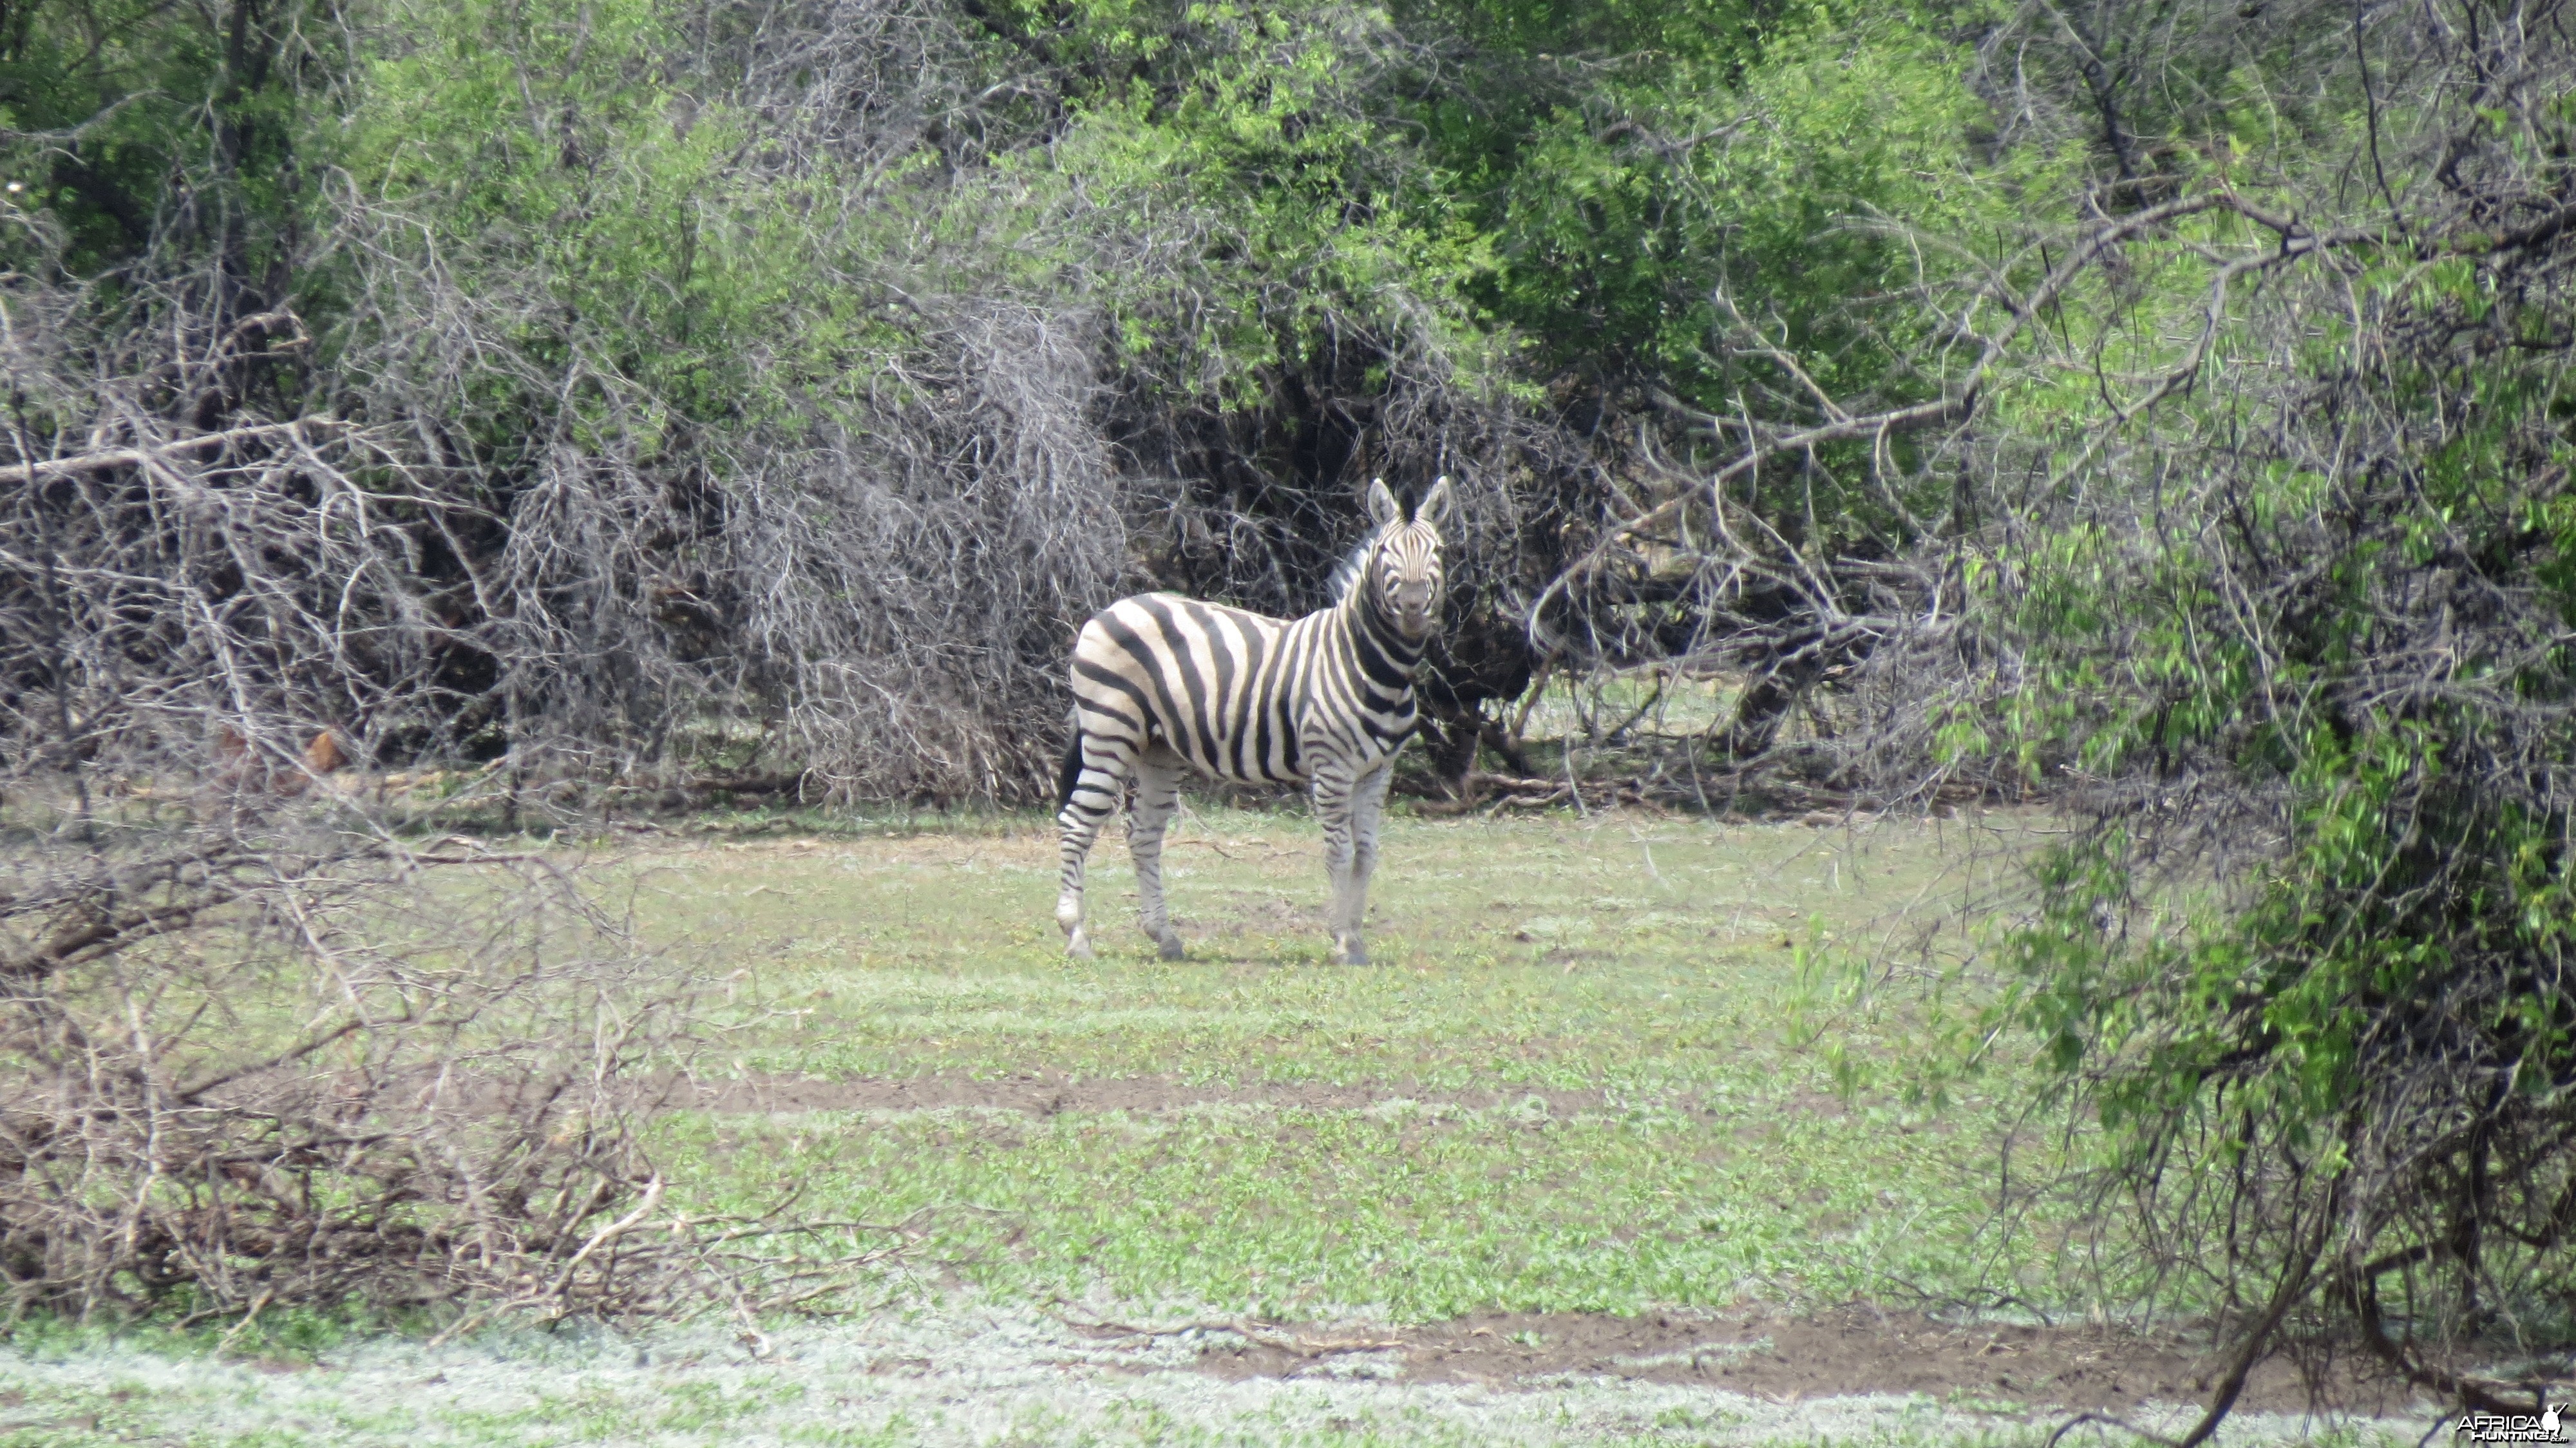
[1055,477,1453,964]
[1065,592,1423,792]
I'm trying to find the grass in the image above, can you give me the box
[644,806,1996,1087]
[0,805,2425,1445]
[629,805,2090,1320]
[659,1095,1994,1320]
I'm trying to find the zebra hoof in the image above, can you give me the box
[1157,936,1186,962]
[1066,929,1095,960]
[1332,940,1368,966]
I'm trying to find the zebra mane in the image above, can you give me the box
[1327,526,1388,605]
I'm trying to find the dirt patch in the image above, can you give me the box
[667,1071,1609,1118]
[1148,1306,2421,1415]
[1188,899,1327,938]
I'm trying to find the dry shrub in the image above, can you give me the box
[722,298,1126,804]
[0,200,869,1328]
[0,803,665,1324]
[0,785,886,1331]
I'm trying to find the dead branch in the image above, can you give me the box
[1059,1311,1409,1357]
[0,417,347,485]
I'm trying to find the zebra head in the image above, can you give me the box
[1359,476,1454,642]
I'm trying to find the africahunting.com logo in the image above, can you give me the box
[2458,1405,2569,1443]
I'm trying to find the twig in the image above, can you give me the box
[543,1174,665,1311]
[2041,1412,2184,1448]
[0,418,347,485]
[1057,1311,1407,1357]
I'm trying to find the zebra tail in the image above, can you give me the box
[1056,722,1085,813]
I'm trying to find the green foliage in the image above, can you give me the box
[1996,280,2576,1158]
[1402,1,2022,548]
[1444,7,1989,399]
[333,0,935,455]
[1008,1,1513,405]
[0,0,310,271]
[1949,53,2576,1370]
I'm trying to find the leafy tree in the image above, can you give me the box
[1932,0,2576,1431]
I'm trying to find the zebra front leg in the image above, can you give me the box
[1311,765,1365,964]
[1341,764,1392,964]
[1056,733,1132,958]
[1128,756,1186,960]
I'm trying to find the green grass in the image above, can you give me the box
[616,806,2063,1322]
[641,807,2000,1087]
[659,1098,1990,1319]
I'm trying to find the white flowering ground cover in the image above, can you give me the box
[0,1306,2433,1447]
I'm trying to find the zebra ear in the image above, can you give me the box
[1364,477,1401,530]
[1417,475,1455,530]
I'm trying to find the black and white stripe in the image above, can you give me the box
[1054,477,1454,964]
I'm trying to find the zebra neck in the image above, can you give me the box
[1340,593,1426,678]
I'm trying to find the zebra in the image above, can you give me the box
[1054,476,1454,965]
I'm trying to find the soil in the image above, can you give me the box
[1123,1306,2425,1415]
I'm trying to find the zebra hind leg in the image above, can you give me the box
[1056,731,1132,959]
[1127,755,1186,960]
